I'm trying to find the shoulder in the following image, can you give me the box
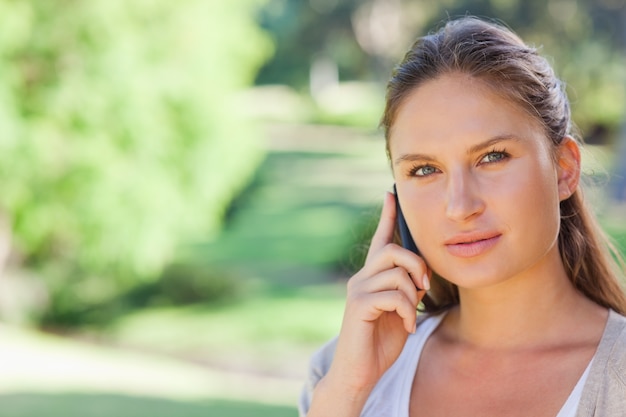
[306,336,339,384]
[297,313,435,416]
[577,310,626,416]
[298,336,338,416]
[590,310,626,384]
[602,310,626,378]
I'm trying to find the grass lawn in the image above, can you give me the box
[104,285,346,378]
[0,285,348,417]
[0,322,301,417]
[0,394,295,417]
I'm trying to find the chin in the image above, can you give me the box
[432,262,511,290]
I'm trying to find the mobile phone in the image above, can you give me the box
[393,184,420,255]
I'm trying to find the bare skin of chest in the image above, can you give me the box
[409,336,596,417]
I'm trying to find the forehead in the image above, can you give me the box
[388,73,547,156]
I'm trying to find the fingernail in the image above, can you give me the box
[412,323,417,334]
[423,274,430,291]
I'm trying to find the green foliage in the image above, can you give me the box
[602,219,626,259]
[159,263,237,305]
[257,0,626,135]
[256,0,366,87]
[151,263,241,306]
[0,0,272,326]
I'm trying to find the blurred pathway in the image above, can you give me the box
[196,122,391,287]
[0,323,299,408]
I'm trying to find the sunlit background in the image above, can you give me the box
[0,0,624,416]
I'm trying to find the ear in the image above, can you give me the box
[556,136,581,201]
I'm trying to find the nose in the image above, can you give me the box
[445,169,485,222]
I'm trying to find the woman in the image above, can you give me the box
[299,17,626,417]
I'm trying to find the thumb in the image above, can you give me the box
[367,192,397,257]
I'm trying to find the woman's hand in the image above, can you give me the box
[307,192,429,416]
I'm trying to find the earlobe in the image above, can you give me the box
[556,136,581,201]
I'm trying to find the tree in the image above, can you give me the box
[0,0,272,325]
[257,0,625,138]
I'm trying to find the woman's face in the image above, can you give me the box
[390,73,576,290]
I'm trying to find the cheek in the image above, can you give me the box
[507,160,560,216]
[400,187,446,253]
[485,160,563,260]
[518,176,562,244]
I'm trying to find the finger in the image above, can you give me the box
[358,290,419,334]
[367,192,397,258]
[360,244,430,290]
[351,266,421,307]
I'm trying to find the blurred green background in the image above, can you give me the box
[0,0,625,416]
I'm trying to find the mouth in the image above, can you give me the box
[444,232,501,258]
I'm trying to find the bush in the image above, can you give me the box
[156,263,241,306]
[0,0,271,327]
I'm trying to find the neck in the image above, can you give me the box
[443,247,607,350]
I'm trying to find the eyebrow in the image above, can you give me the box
[393,134,520,166]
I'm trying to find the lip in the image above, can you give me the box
[444,231,502,258]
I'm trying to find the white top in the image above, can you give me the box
[300,310,626,417]
[361,313,593,417]
[556,357,593,417]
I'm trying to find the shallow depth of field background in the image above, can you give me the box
[0,1,625,416]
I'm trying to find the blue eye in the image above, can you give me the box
[413,165,438,177]
[480,150,509,164]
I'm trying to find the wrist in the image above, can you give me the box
[307,371,373,417]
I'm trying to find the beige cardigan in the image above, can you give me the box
[575,309,626,416]
[299,310,626,417]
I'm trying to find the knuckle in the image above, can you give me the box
[346,275,357,291]
[346,269,366,291]
[393,265,409,277]
[349,291,369,306]
[380,242,400,258]
[392,290,406,303]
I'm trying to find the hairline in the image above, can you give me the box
[384,71,559,163]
